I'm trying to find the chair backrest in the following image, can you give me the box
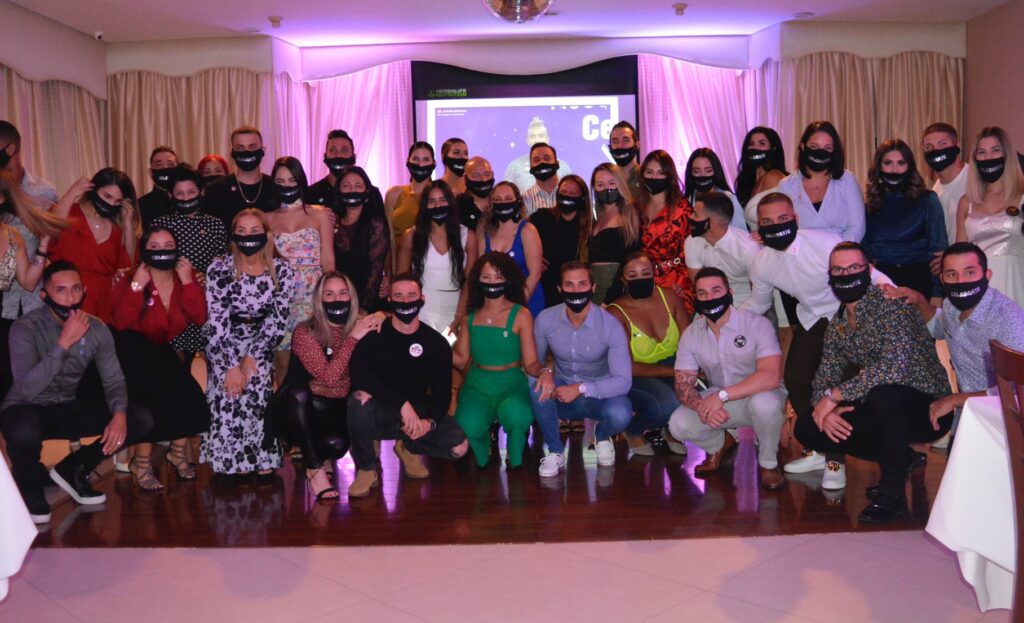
[989,338,1024,620]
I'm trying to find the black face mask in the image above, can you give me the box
[276,184,303,205]
[142,248,179,271]
[391,298,424,325]
[691,175,716,192]
[610,146,638,167]
[324,155,356,175]
[151,168,174,191]
[801,148,833,173]
[626,277,655,299]
[231,149,264,172]
[555,192,583,215]
[443,156,468,177]
[759,220,798,251]
[925,146,960,173]
[479,281,506,299]
[595,188,621,205]
[828,269,870,304]
[407,162,435,183]
[643,177,670,195]
[42,293,84,321]
[0,144,11,169]
[336,191,368,210]
[530,162,558,181]
[561,289,593,313]
[323,299,351,325]
[943,277,988,312]
[427,206,449,225]
[174,197,202,214]
[467,178,495,198]
[492,201,520,222]
[688,217,711,237]
[88,192,122,219]
[879,171,909,189]
[745,148,770,165]
[695,292,733,323]
[200,174,224,188]
[232,233,268,256]
[976,157,1006,184]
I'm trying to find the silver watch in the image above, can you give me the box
[718,389,730,403]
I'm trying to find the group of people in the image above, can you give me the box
[1,114,1023,527]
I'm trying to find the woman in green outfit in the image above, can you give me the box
[453,251,548,468]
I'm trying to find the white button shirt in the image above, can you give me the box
[522,184,557,217]
[683,227,769,307]
[778,170,866,242]
[740,228,892,330]
[675,306,782,388]
[933,166,969,244]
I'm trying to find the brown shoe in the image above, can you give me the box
[348,469,379,498]
[694,434,736,476]
[394,440,429,479]
[759,466,786,490]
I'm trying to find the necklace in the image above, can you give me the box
[237,176,263,205]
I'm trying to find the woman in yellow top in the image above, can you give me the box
[385,141,436,246]
[607,251,691,456]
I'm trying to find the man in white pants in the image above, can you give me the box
[668,267,788,490]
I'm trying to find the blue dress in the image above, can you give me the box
[485,220,545,316]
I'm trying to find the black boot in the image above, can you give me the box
[858,491,908,523]
[50,452,106,505]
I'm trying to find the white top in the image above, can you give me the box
[675,306,781,389]
[740,228,892,330]
[683,226,768,307]
[743,186,780,233]
[933,166,969,244]
[778,170,866,242]
[522,184,557,217]
[422,225,469,293]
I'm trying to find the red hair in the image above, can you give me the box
[197,154,230,175]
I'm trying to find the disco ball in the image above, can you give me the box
[481,0,555,24]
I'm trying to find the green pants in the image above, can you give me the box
[454,367,534,467]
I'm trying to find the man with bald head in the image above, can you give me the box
[457,156,495,231]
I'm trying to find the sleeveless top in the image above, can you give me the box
[391,187,421,242]
[485,220,545,315]
[609,287,680,364]
[965,203,1024,258]
[422,226,469,293]
[0,228,18,291]
[468,304,522,368]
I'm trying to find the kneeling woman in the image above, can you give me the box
[453,252,545,468]
[276,272,385,500]
[110,227,211,490]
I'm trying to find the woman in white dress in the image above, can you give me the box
[736,126,789,232]
[397,179,478,340]
[955,126,1024,306]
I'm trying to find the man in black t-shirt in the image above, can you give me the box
[138,145,178,228]
[204,125,277,228]
[306,129,385,214]
[347,274,468,497]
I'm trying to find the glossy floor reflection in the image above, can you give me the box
[33,427,948,548]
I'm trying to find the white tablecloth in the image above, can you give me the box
[0,458,37,602]
[926,396,1017,611]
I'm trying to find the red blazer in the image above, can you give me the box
[110,272,207,345]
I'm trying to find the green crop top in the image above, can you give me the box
[468,304,523,367]
[609,287,680,364]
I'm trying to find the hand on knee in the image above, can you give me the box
[451,439,469,458]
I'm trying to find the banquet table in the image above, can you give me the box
[926,396,1016,612]
[0,456,37,601]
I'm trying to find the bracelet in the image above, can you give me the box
[129,281,144,293]
[540,367,553,376]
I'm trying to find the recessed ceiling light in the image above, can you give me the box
[268,16,283,28]
[792,11,814,18]
[673,3,687,16]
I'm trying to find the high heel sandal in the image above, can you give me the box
[129,456,164,492]
[165,443,198,481]
[305,467,339,502]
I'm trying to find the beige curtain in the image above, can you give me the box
[0,64,106,195]
[107,67,274,195]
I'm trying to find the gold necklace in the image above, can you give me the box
[237,176,263,204]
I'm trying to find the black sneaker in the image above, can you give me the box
[858,491,908,523]
[50,457,106,505]
[26,495,51,524]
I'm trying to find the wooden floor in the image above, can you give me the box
[33,428,948,548]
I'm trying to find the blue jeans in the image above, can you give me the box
[625,376,679,435]
[529,379,632,454]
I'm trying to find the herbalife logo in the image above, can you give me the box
[428,88,468,98]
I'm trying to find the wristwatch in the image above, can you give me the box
[578,382,588,397]
[718,389,730,403]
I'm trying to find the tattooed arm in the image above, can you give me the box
[674,369,704,411]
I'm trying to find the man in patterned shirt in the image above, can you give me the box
[797,241,952,523]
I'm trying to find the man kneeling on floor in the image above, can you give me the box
[798,242,953,523]
[0,261,154,523]
[668,267,788,490]
[346,273,468,498]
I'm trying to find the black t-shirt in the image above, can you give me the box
[456,193,483,231]
[350,321,452,421]
[204,173,277,229]
[306,175,386,216]
[530,208,583,308]
[139,190,171,230]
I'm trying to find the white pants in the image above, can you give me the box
[668,387,787,468]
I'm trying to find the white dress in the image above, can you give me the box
[419,225,469,340]
[965,202,1024,307]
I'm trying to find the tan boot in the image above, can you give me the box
[348,469,379,498]
[394,440,429,479]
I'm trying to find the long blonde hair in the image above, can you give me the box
[590,163,640,248]
[0,171,67,238]
[302,271,359,348]
[967,126,1024,206]
[229,208,280,286]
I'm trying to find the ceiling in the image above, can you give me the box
[12,0,1007,47]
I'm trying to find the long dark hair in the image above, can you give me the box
[484,181,524,234]
[412,179,466,288]
[272,156,309,206]
[88,167,140,236]
[331,165,387,286]
[684,147,732,200]
[735,126,787,205]
[798,121,846,180]
[636,150,685,223]
[865,139,929,213]
[558,174,593,264]
[466,251,527,312]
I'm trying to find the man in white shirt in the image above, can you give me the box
[741,192,891,475]
[521,143,560,216]
[684,191,768,308]
[669,268,788,490]
[922,123,968,244]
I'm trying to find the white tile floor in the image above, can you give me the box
[0,532,1011,623]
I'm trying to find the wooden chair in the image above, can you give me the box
[989,338,1024,620]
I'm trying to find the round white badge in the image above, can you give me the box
[409,343,423,357]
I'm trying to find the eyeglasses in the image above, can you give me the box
[829,263,869,276]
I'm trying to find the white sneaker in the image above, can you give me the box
[821,460,847,490]
[538,452,565,477]
[783,449,826,474]
[30,511,51,524]
[595,440,616,466]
